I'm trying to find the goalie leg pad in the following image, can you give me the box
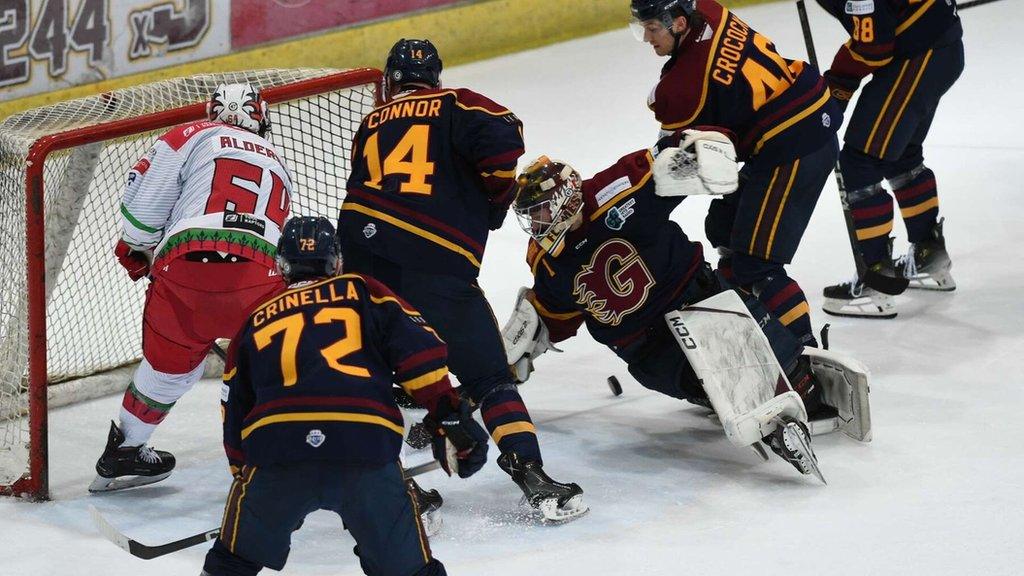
[804,348,872,442]
[665,290,807,448]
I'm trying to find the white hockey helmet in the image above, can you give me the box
[207,83,271,137]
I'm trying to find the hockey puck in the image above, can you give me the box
[607,376,623,396]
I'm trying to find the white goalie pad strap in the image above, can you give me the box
[804,348,872,442]
[665,290,807,447]
[654,130,738,197]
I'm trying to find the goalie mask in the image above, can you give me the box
[514,157,583,258]
[207,83,271,137]
[276,216,342,284]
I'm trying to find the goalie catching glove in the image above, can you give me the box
[653,129,738,197]
[501,287,561,383]
[422,396,488,478]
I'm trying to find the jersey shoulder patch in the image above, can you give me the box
[844,0,875,15]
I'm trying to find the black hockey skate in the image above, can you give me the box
[762,418,826,484]
[497,452,588,522]
[822,242,898,319]
[407,478,443,536]
[895,218,955,291]
[89,421,175,493]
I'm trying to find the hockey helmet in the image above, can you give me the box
[514,157,583,258]
[385,38,443,96]
[629,0,696,40]
[207,82,271,137]
[276,216,342,284]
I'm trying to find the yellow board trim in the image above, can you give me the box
[856,221,893,241]
[491,421,537,444]
[660,9,731,130]
[590,151,656,220]
[401,367,449,391]
[900,196,939,218]
[342,202,482,268]
[778,301,810,326]
[896,0,936,35]
[879,50,933,159]
[241,412,405,439]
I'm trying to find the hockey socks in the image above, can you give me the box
[118,358,205,446]
[891,166,939,243]
[480,385,541,464]
[848,183,894,267]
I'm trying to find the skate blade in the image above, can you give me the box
[88,472,171,493]
[750,442,771,462]
[822,296,896,319]
[907,271,956,291]
[537,494,589,523]
[782,424,826,485]
[420,509,443,537]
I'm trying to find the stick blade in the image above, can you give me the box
[89,505,133,555]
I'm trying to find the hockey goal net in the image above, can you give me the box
[0,68,382,500]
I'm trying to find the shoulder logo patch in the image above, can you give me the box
[595,176,632,208]
[306,429,326,448]
[363,223,377,239]
[845,0,875,15]
[604,198,636,231]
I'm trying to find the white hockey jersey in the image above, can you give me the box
[119,120,294,269]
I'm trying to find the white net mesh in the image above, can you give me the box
[0,69,378,494]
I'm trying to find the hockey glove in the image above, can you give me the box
[653,130,738,197]
[423,397,489,479]
[114,239,151,281]
[823,71,859,112]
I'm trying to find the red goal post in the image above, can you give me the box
[0,68,383,500]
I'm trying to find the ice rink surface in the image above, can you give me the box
[3,1,1022,574]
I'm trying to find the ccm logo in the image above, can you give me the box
[669,316,698,350]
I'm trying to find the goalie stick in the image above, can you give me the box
[795,0,909,296]
[89,461,444,560]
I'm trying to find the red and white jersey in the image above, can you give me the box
[119,121,293,269]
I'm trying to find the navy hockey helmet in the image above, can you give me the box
[629,0,696,40]
[276,216,342,284]
[385,38,443,96]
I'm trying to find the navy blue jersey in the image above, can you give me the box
[650,0,841,164]
[816,0,962,82]
[221,274,457,472]
[527,147,704,350]
[340,88,525,280]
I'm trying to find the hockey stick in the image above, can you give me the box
[90,505,219,560]
[90,460,443,560]
[795,0,909,296]
[959,0,1003,9]
[210,342,227,361]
